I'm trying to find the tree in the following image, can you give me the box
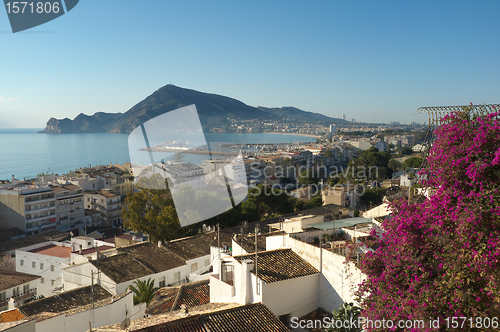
[298,168,320,186]
[130,278,159,305]
[360,187,386,207]
[122,187,185,243]
[325,302,362,332]
[348,147,392,180]
[400,146,413,156]
[387,159,402,172]
[402,156,423,169]
[357,107,500,331]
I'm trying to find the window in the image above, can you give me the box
[12,287,19,297]
[205,259,209,267]
[174,271,180,284]
[0,292,5,302]
[191,263,198,273]
[23,284,29,294]
[159,277,165,288]
[51,280,55,286]
[40,263,44,269]
[20,260,25,267]
[50,265,55,272]
[32,262,36,268]
[41,278,45,284]
[88,241,91,246]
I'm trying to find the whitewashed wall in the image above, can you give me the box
[266,235,365,312]
[34,292,146,332]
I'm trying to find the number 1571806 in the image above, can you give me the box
[5,2,61,14]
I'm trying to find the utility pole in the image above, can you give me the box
[255,224,259,295]
[217,224,221,277]
[91,271,94,309]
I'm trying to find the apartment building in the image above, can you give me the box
[49,185,84,232]
[84,190,121,227]
[162,162,206,190]
[0,183,57,235]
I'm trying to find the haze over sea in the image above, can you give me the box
[0,129,315,181]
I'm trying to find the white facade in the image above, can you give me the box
[4,292,146,332]
[0,277,41,312]
[266,235,365,312]
[268,215,324,234]
[210,254,320,319]
[15,243,71,297]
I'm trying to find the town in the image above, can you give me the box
[0,123,430,331]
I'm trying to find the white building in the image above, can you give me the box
[15,242,71,297]
[63,242,190,295]
[0,270,41,312]
[3,285,145,332]
[84,190,122,227]
[376,140,388,152]
[210,248,320,321]
[49,185,84,232]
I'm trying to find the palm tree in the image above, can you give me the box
[129,278,159,305]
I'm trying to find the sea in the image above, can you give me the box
[0,128,316,181]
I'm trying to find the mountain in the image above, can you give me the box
[257,106,346,123]
[40,85,346,133]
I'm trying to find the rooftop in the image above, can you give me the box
[72,245,115,256]
[28,244,72,258]
[85,190,119,198]
[307,217,372,230]
[0,228,25,243]
[147,280,210,315]
[18,284,112,317]
[233,248,319,284]
[0,231,69,255]
[49,184,81,192]
[97,303,289,332]
[90,242,186,284]
[0,270,41,292]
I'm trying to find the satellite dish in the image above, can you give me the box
[120,318,131,330]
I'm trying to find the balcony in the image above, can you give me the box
[0,288,37,306]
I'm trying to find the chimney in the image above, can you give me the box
[239,259,253,305]
[181,304,189,315]
[7,298,18,310]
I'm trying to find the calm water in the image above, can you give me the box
[0,129,315,180]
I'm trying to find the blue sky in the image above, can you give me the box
[1,0,499,128]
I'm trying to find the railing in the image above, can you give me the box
[0,288,37,305]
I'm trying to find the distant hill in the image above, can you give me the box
[257,106,346,123]
[40,85,347,133]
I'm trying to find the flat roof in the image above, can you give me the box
[307,217,373,230]
[28,245,71,258]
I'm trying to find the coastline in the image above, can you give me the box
[262,131,320,139]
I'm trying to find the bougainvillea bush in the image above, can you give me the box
[356,107,500,331]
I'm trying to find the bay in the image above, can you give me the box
[0,129,316,181]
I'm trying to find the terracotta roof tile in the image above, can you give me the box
[0,270,41,292]
[29,245,71,258]
[147,280,210,316]
[18,285,111,317]
[233,248,319,284]
[90,242,186,284]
